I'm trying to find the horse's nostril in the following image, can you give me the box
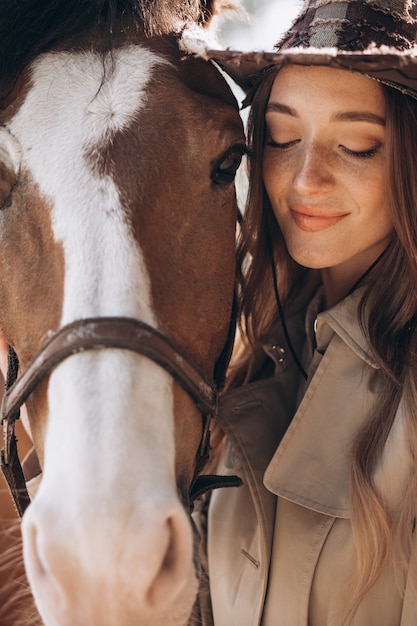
[23,510,66,618]
[146,511,194,607]
[22,499,198,625]
[24,513,48,580]
[157,519,178,578]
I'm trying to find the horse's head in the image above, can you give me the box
[0,1,244,624]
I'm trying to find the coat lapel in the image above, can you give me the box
[264,294,380,518]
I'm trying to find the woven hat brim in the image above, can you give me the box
[209,48,417,99]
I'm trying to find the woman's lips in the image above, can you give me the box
[290,208,348,232]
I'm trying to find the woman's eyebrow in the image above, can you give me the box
[266,102,297,116]
[266,102,385,126]
[332,111,386,125]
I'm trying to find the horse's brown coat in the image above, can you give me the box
[0,6,243,625]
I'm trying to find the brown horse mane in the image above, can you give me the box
[0,0,237,86]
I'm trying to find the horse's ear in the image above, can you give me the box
[137,0,240,35]
[197,0,239,28]
[0,128,20,207]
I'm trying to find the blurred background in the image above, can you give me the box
[219,0,303,51]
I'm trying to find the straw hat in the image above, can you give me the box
[209,0,417,99]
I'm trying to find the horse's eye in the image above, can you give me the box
[212,145,247,185]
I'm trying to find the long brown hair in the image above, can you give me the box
[227,67,312,387]
[232,67,417,620]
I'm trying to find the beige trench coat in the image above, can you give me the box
[202,293,417,626]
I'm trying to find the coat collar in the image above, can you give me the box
[319,289,379,368]
[264,290,381,519]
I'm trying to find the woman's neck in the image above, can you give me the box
[321,244,390,309]
[321,268,355,308]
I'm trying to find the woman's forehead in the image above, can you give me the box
[267,64,386,116]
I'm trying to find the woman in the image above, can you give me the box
[202,1,417,625]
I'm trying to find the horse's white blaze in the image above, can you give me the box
[9,46,167,323]
[10,48,195,622]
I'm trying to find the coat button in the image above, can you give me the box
[272,345,286,363]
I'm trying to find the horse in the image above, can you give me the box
[0,1,245,624]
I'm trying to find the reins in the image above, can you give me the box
[1,314,241,517]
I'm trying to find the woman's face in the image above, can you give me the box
[263,65,393,304]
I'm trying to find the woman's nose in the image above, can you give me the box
[292,144,334,195]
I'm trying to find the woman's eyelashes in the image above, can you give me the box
[266,134,383,159]
[267,138,300,150]
[339,143,383,158]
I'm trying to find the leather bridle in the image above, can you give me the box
[1,315,241,517]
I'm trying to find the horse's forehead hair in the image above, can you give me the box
[19,45,169,140]
[8,46,169,327]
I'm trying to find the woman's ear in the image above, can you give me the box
[0,127,20,207]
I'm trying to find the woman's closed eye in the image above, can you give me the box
[266,137,383,158]
[267,138,300,150]
[339,143,383,158]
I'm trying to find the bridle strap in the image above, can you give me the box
[2,317,217,428]
[1,423,31,517]
[1,316,241,516]
[213,292,237,391]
